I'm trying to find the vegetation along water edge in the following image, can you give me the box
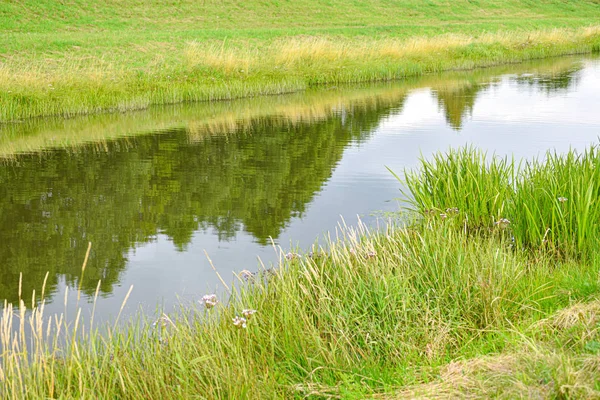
[2,144,600,398]
[0,55,582,157]
[2,0,600,121]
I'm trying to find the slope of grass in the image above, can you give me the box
[1,0,600,121]
[2,145,600,398]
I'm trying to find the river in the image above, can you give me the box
[1,55,599,323]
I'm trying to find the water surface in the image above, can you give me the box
[1,55,599,320]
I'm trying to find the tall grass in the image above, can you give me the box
[399,146,515,227]
[402,145,600,259]
[1,216,599,398]
[2,27,600,121]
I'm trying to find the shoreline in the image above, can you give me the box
[0,54,588,158]
[2,27,600,123]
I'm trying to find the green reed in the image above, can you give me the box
[400,146,515,227]
[402,144,600,259]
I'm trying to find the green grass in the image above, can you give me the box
[402,145,600,259]
[2,145,600,398]
[1,0,600,121]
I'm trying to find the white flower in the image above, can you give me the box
[364,251,377,259]
[201,294,218,309]
[558,197,568,203]
[233,316,247,329]
[242,309,257,319]
[495,218,511,229]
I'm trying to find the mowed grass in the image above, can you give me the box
[1,0,600,121]
[2,145,600,398]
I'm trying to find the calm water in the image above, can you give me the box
[1,56,599,321]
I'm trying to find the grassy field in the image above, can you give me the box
[1,0,600,121]
[2,145,600,398]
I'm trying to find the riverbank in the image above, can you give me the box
[0,55,584,158]
[2,1,600,122]
[2,145,600,398]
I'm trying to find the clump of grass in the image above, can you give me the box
[401,144,600,259]
[510,148,600,258]
[398,146,515,228]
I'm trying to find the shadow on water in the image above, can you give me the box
[0,55,589,307]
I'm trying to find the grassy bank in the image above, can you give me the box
[1,0,600,121]
[2,145,600,398]
[0,55,583,157]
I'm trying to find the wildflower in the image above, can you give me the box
[364,251,377,259]
[423,208,437,217]
[153,314,176,329]
[439,213,447,220]
[264,268,277,277]
[152,314,175,346]
[201,294,218,309]
[495,218,511,229]
[233,316,247,329]
[285,252,299,260]
[349,248,357,255]
[558,196,568,203]
[242,309,257,319]
[446,207,459,214]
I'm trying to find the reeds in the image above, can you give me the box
[402,144,600,259]
[2,215,598,398]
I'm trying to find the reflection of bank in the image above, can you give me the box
[0,93,404,306]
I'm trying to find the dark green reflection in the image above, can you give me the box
[432,62,582,130]
[0,97,403,305]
